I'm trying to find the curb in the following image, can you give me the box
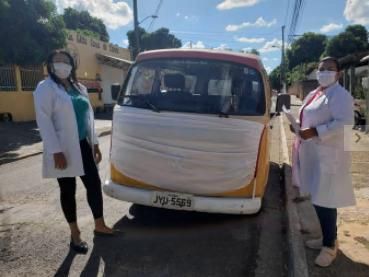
[279,115,309,277]
[283,164,309,277]
[0,129,111,166]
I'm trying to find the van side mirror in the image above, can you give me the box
[275,94,291,113]
[111,84,121,101]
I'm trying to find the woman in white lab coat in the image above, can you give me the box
[292,57,355,267]
[33,50,113,254]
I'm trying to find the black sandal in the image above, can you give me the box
[70,237,88,254]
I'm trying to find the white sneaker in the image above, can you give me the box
[314,247,337,267]
[305,238,339,250]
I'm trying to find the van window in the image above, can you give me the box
[119,59,265,115]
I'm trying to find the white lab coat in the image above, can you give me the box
[33,77,98,178]
[297,82,355,208]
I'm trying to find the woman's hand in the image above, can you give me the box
[94,144,102,164]
[299,128,318,140]
[54,152,67,169]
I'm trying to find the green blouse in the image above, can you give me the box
[66,87,90,140]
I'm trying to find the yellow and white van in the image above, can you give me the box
[104,49,271,214]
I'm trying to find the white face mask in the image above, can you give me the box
[316,70,337,87]
[53,63,72,79]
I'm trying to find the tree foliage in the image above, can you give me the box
[63,7,109,42]
[269,66,282,90]
[0,0,10,14]
[127,27,182,59]
[0,0,66,65]
[287,62,318,85]
[282,24,368,85]
[325,25,369,58]
[287,32,327,70]
[249,48,260,56]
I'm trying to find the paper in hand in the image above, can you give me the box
[282,105,300,136]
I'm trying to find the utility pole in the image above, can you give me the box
[281,25,286,93]
[133,0,140,58]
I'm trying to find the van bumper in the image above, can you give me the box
[103,180,262,215]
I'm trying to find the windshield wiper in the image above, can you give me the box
[143,96,160,113]
[123,95,160,113]
[218,110,229,118]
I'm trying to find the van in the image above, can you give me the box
[103,49,272,214]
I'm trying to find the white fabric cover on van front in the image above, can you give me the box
[111,106,264,195]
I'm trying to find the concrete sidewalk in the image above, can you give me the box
[0,115,112,165]
[281,96,369,276]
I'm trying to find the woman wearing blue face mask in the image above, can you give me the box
[290,57,355,267]
[33,50,114,254]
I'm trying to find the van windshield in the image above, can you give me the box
[118,59,266,116]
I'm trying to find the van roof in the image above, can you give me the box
[136,49,264,71]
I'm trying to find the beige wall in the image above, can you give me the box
[0,91,35,122]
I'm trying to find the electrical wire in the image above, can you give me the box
[288,0,305,43]
[284,0,291,27]
[147,0,163,31]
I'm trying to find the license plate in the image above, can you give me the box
[151,191,193,210]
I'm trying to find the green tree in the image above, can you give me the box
[142,28,182,50]
[286,62,318,85]
[287,32,327,70]
[269,66,282,90]
[249,48,260,55]
[0,0,10,14]
[127,27,182,59]
[0,0,10,63]
[325,25,369,58]
[63,7,109,42]
[0,0,66,65]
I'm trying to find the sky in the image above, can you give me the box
[52,0,369,72]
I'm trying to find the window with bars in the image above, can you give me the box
[20,65,44,91]
[0,65,17,91]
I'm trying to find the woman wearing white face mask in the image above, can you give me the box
[33,50,114,255]
[290,57,355,267]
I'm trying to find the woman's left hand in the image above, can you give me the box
[94,144,102,164]
[299,128,318,140]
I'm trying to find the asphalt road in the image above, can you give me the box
[0,128,287,277]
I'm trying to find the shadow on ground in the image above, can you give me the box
[307,248,369,277]
[0,122,41,157]
[75,205,260,277]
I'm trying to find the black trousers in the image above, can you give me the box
[313,205,337,248]
[57,139,103,223]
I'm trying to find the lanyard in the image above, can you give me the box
[299,89,322,126]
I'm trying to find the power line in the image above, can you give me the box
[284,0,291,26]
[288,0,305,43]
[147,0,163,31]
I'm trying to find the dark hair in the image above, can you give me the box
[46,50,80,90]
[319,56,340,71]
